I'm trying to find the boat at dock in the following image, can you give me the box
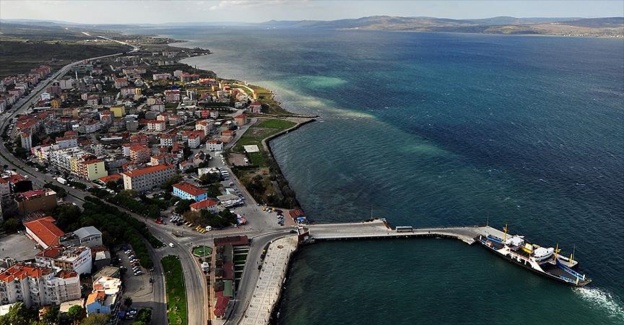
[479,226,591,287]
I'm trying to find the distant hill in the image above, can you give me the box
[260,16,624,37]
[2,16,622,37]
[559,17,624,28]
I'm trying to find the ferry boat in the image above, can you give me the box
[479,225,591,287]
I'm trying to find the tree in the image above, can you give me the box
[41,304,60,324]
[2,217,20,233]
[54,204,82,231]
[174,199,195,215]
[161,174,183,191]
[67,305,86,323]
[206,184,221,198]
[0,303,37,325]
[106,180,121,191]
[124,297,133,308]
[79,314,109,325]
[199,173,220,185]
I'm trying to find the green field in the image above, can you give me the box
[162,256,188,325]
[233,119,296,167]
[256,119,297,129]
[192,245,212,257]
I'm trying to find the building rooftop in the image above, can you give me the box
[24,216,64,248]
[190,199,218,210]
[16,189,55,200]
[0,264,53,282]
[172,182,206,197]
[214,235,249,247]
[121,164,173,178]
[99,174,122,183]
[73,226,102,239]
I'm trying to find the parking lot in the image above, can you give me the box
[0,232,39,266]
[117,247,154,310]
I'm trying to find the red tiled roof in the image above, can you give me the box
[173,182,206,197]
[130,144,149,152]
[222,261,234,280]
[214,235,249,247]
[5,173,26,184]
[18,189,54,200]
[58,270,78,279]
[0,264,53,282]
[214,296,230,317]
[289,209,305,219]
[24,216,64,248]
[36,246,63,258]
[121,164,173,178]
[99,174,122,183]
[190,199,218,210]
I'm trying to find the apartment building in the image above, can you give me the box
[0,264,80,308]
[172,182,207,202]
[35,246,92,275]
[85,276,122,317]
[16,190,57,216]
[121,164,176,192]
[129,145,151,164]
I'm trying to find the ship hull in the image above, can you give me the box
[479,238,591,287]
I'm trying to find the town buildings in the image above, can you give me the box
[172,182,207,202]
[23,216,64,249]
[35,246,92,275]
[16,189,57,215]
[190,199,219,213]
[0,264,80,308]
[121,164,176,192]
[85,276,122,317]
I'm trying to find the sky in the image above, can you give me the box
[1,0,623,25]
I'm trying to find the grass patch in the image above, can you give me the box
[233,254,248,262]
[232,119,296,168]
[192,245,212,257]
[162,255,188,325]
[256,119,296,129]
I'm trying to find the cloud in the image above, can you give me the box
[208,0,308,11]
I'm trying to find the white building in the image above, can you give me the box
[73,226,103,247]
[20,132,32,151]
[195,120,213,136]
[0,264,80,308]
[0,178,11,204]
[49,147,85,172]
[35,246,93,275]
[159,134,175,147]
[55,136,78,150]
[147,120,167,132]
[187,133,201,149]
[59,79,75,90]
[206,140,223,152]
[121,164,176,192]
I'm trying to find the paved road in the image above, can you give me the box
[0,37,296,325]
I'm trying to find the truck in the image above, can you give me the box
[56,177,67,185]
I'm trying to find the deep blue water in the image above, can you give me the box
[169,28,623,324]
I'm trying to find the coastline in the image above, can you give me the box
[166,39,319,211]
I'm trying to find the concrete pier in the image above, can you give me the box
[235,220,508,325]
[240,235,298,325]
[306,219,504,245]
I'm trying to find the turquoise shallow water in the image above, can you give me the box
[155,28,624,324]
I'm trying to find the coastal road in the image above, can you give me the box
[224,230,292,325]
[0,37,294,325]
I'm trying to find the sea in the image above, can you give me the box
[150,27,623,324]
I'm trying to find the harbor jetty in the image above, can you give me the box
[237,219,509,324]
[306,219,506,245]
